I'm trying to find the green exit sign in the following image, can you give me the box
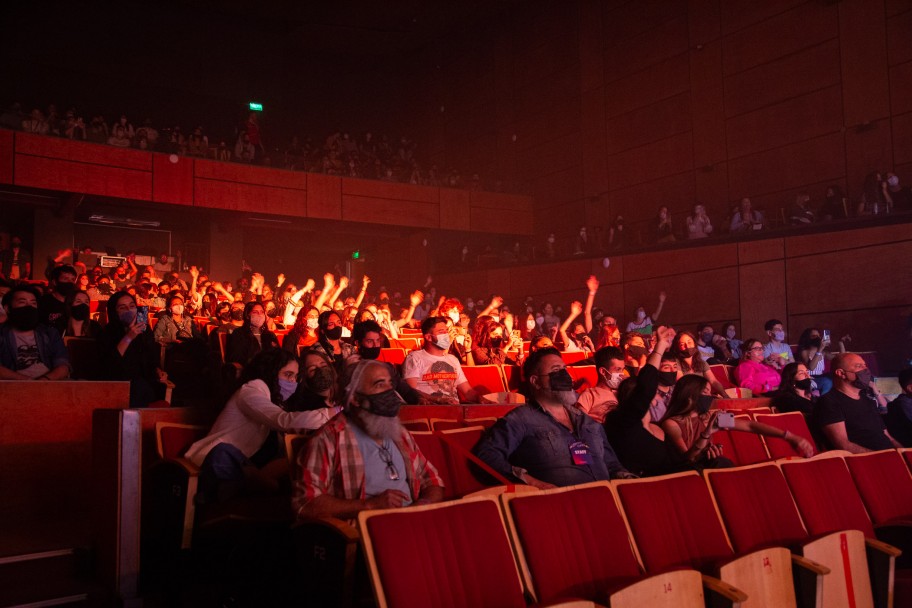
[248,102,263,112]
[352,250,360,260]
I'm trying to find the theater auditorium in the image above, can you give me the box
[1,1,911,607]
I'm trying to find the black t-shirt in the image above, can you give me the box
[770,391,814,416]
[38,293,68,334]
[813,389,891,451]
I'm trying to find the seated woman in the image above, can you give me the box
[670,331,727,397]
[595,313,622,349]
[559,301,595,355]
[471,316,521,366]
[99,291,168,407]
[518,311,544,342]
[770,362,815,416]
[796,327,847,395]
[286,349,342,412]
[309,310,355,368]
[283,306,320,354]
[720,322,743,363]
[153,295,199,344]
[661,375,813,468]
[226,301,279,368]
[62,290,102,339]
[734,338,782,394]
[528,334,555,354]
[185,349,340,503]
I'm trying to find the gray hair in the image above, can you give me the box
[344,359,389,409]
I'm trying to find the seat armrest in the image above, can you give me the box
[790,554,830,575]
[701,574,748,607]
[866,537,899,608]
[294,515,360,542]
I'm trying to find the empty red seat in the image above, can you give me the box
[755,412,817,459]
[560,350,587,365]
[461,364,507,396]
[726,414,771,465]
[566,365,598,393]
[844,450,912,525]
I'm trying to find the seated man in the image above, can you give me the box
[813,353,900,452]
[577,346,625,424]
[884,367,912,447]
[401,316,479,404]
[0,285,70,380]
[472,347,634,489]
[347,320,421,404]
[762,319,794,371]
[38,264,78,334]
[293,359,444,521]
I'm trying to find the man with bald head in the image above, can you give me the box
[813,352,900,452]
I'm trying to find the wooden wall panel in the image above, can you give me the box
[623,243,737,279]
[844,119,894,195]
[739,259,787,342]
[194,159,306,190]
[342,177,437,204]
[602,0,688,42]
[507,259,593,301]
[720,0,806,35]
[887,9,912,66]
[608,171,696,224]
[439,188,471,232]
[342,195,439,229]
[15,133,151,171]
[151,153,193,206]
[690,41,728,167]
[687,0,721,45]
[306,174,341,220]
[893,111,912,166]
[533,200,587,238]
[580,88,609,198]
[606,93,692,155]
[604,16,690,83]
[531,166,584,210]
[579,0,605,92]
[725,86,843,159]
[14,155,151,200]
[890,60,912,116]
[695,164,729,210]
[784,222,912,257]
[605,54,691,118]
[722,2,837,76]
[723,41,841,118]
[608,132,694,190]
[470,206,533,235]
[626,266,740,331]
[738,238,784,265]
[0,129,12,185]
[839,0,891,126]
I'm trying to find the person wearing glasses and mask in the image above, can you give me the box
[225,301,279,368]
[813,353,900,452]
[402,316,479,405]
[472,347,636,489]
[293,359,444,520]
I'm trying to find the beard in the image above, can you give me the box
[350,405,404,441]
[548,389,579,408]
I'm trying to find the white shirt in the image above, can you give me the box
[402,349,468,401]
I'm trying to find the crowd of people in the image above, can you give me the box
[0,101,505,191]
[1,251,910,522]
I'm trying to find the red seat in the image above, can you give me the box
[391,337,420,351]
[566,365,597,393]
[463,416,497,429]
[727,414,770,465]
[359,498,528,608]
[156,422,207,460]
[755,412,816,459]
[844,450,912,524]
[559,350,586,365]
[377,347,406,365]
[409,432,453,499]
[461,365,507,396]
[429,418,463,432]
[502,365,521,391]
[437,426,506,497]
[710,364,735,390]
[401,419,430,433]
[502,483,706,606]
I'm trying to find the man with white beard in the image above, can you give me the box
[472,347,635,489]
[293,360,444,521]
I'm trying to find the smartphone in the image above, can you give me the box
[135,306,149,326]
[511,329,522,341]
[716,411,736,429]
[822,329,830,342]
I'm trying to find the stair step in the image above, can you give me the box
[0,549,103,608]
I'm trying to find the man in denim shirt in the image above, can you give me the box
[473,347,634,488]
[0,285,70,380]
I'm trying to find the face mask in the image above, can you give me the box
[809,337,822,349]
[535,316,544,325]
[307,366,334,392]
[56,282,76,296]
[249,313,265,328]
[887,175,899,187]
[490,337,503,348]
[726,329,736,340]
[548,369,574,392]
[851,369,872,390]
[467,301,475,310]
[447,311,460,324]
[491,315,500,323]
[697,395,715,414]
[526,318,536,331]
[642,369,671,388]
[603,370,624,389]
[231,309,244,321]
[171,305,184,316]
[680,346,697,357]
[360,389,404,418]
[627,345,648,358]
[773,330,785,342]
[278,379,298,401]
[8,306,39,331]
[119,309,137,325]
[324,326,343,340]
[70,303,90,321]
[434,333,452,351]
[795,378,813,391]
[636,311,646,321]
[306,317,319,330]
[360,346,381,360]
[574,333,586,342]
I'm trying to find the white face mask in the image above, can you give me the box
[448,310,460,324]
[434,333,452,351]
[249,313,265,328]
[491,315,500,323]
[306,317,319,330]
[636,310,646,321]
[526,318,536,331]
[604,371,624,390]
[726,329,737,340]
[171,305,184,315]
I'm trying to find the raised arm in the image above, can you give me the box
[189,266,200,298]
[327,276,349,307]
[559,300,583,348]
[584,275,598,333]
[353,275,369,309]
[395,290,423,328]
[479,296,503,319]
[651,291,666,321]
[313,273,335,310]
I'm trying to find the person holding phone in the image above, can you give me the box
[796,327,849,395]
[99,291,169,407]
[661,375,813,466]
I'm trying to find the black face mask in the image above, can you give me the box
[627,345,648,358]
[851,369,872,390]
[696,395,715,414]
[307,366,334,392]
[548,369,574,392]
[681,346,697,357]
[230,309,245,321]
[490,337,503,348]
[658,371,677,386]
[219,311,231,322]
[70,303,90,321]
[360,346,382,360]
[324,326,343,340]
[56,282,76,296]
[8,306,39,331]
[360,389,404,417]
[794,378,813,391]
[809,337,822,349]
[574,333,586,342]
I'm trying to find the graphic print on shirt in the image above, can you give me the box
[15,334,40,370]
[421,360,458,398]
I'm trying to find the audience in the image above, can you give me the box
[734,338,781,395]
[770,362,815,416]
[402,316,478,404]
[884,367,912,447]
[0,285,70,380]
[762,318,793,371]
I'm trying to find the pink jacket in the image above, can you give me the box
[734,360,781,394]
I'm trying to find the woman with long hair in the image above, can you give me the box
[670,330,727,397]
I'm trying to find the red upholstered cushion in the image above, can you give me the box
[712,430,738,465]
[462,365,507,394]
[755,413,816,459]
[706,464,807,553]
[845,451,912,524]
[439,427,496,496]
[615,475,733,573]
[904,450,912,471]
[729,416,770,465]
[710,364,735,390]
[365,500,526,608]
[780,458,876,538]
[410,432,454,499]
[509,485,642,603]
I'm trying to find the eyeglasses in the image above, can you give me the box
[749,346,764,351]
[378,443,399,481]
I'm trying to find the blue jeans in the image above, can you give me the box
[198,443,250,503]
[813,374,833,396]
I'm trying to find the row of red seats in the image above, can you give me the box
[359,449,912,607]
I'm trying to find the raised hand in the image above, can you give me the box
[586,275,599,293]
[338,276,350,289]
[570,300,583,316]
[410,290,424,307]
[658,291,667,303]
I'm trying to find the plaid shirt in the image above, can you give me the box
[293,413,443,519]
